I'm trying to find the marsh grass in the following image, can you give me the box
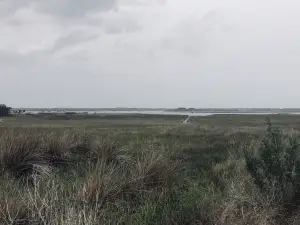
[0,127,185,224]
[1,117,300,224]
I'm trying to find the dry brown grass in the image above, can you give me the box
[0,127,183,224]
[0,128,94,181]
[0,120,300,225]
[79,161,125,206]
[201,156,281,225]
[131,150,179,190]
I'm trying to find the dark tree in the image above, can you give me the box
[0,104,11,117]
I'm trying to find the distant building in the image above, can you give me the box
[11,109,26,115]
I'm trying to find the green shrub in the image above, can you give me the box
[244,118,300,205]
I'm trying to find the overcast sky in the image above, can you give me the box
[1,0,300,108]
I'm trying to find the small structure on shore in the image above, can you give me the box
[11,109,26,115]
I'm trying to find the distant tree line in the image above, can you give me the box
[0,104,12,117]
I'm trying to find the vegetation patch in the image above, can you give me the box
[1,115,300,224]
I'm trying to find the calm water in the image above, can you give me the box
[23,110,290,116]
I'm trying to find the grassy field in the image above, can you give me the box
[1,114,300,224]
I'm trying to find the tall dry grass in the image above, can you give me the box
[1,122,300,225]
[0,128,182,225]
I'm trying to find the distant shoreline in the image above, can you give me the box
[12,108,300,114]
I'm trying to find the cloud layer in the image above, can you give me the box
[1,0,300,108]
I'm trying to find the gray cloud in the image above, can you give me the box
[160,9,236,57]
[49,31,99,53]
[36,0,116,18]
[0,0,116,18]
[103,18,140,34]
[0,0,32,16]
[2,0,300,108]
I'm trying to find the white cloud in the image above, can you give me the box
[1,0,300,108]
[0,5,60,54]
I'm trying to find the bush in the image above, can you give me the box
[244,118,300,206]
[0,104,11,117]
